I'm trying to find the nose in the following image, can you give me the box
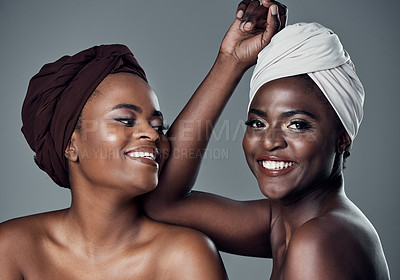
[135,122,160,143]
[262,127,287,151]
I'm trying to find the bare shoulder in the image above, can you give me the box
[0,217,24,261]
[283,211,390,280]
[0,211,65,279]
[150,221,228,280]
[0,214,42,249]
[0,214,46,279]
[0,211,63,240]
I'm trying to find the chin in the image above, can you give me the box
[260,189,283,201]
[121,174,158,196]
[257,179,291,200]
[137,179,159,194]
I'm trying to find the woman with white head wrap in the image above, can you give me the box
[249,22,364,141]
[144,3,390,279]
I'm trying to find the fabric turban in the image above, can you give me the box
[21,44,147,188]
[249,22,365,141]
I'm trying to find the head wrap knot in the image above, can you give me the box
[22,44,147,188]
[249,22,364,141]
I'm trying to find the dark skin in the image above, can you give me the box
[245,77,389,279]
[143,1,390,279]
[0,74,227,279]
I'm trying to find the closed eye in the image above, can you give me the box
[152,124,170,134]
[115,118,135,126]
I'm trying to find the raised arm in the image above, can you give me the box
[144,0,287,257]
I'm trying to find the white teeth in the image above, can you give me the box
[261,161,294,170]
[127,151,156,161]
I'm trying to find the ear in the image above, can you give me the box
[64,131,79,162]
[336,129,352,155]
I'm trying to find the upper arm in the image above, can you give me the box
[162,230,228,280]
[0,222,24,279]
[146,190,273,257]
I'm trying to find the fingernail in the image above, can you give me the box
[271,5,278,15]
[244,22,252,30]
[236,10,244,19]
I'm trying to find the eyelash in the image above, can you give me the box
[245,119,313,131]
[115,118,169,134]
[153,124,170,134]
[115,118,136,126]
[287,120,313,131]
[245,119,266,129]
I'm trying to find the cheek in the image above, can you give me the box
[80,121,125,145]
[242,132,259,163]
[289,136,317,158]
[242,133,251,158]
[289,133,336,172]
[102,123,132,143]
[79,124,130,159]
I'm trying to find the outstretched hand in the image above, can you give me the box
[220,0,287,69]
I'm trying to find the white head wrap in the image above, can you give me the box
[249,22,365,140]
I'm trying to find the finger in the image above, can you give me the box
[236,0,252,20]
[260,4,281,48]
[240,1,268,32]
[261,0,288,30]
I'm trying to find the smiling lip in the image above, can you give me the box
[256,156,297,177]
[125,147,160,168]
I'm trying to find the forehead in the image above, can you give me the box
[90,72,160,111]
[250,76,332,114]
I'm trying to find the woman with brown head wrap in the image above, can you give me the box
[2,43,228,279]
[0,1,285,279]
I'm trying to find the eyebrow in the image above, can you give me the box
[248,108,316,119]
[111,103,142,113]
[111,103,164,119]
[248,108,267,117]
[281,110,316,119]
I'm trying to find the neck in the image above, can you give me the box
[277,173,346,236]
[64,183,144,252]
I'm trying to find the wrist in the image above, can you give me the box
[214,51,249,75]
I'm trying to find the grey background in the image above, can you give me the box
[0,0,398,279]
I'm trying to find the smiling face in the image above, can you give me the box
[243,75,346,201]
[67,73,170,196]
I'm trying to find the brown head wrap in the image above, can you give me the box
[21,44,147,188]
